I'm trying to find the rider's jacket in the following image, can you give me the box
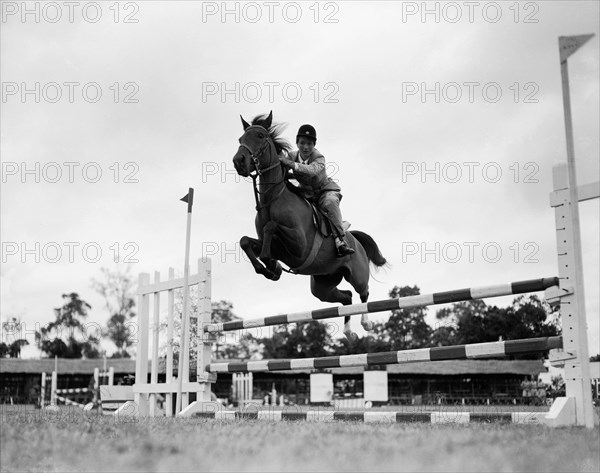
[286,149,341,199]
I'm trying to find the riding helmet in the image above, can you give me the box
[296,124,317,143]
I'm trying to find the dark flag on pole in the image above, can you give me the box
[180,188,194,213]
[559,34,594,62]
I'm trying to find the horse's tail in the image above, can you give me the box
[350,230,387,268]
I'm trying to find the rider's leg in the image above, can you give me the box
[318,191,355,256]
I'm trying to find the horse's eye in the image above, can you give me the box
[258,133,264,139]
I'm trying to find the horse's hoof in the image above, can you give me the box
[343,330,358,343]
[258,269,275,280]
[271,265,282,281]
[361,320,374,331]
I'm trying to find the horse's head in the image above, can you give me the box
[233,111,290,177]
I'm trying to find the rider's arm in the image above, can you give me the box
[294,156,326,177]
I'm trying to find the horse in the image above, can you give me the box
[232,112,387,340]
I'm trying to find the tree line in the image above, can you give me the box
[0,268,579,362]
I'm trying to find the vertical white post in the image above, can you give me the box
[150,271,161,416]
[108,367,114,386]
[135,272,151,416]
[178,258,214,417]
[552,164,595,428]
[556,34,596,429]
[51,371,58,406]
[166,267,175,417]
[93,367,99,390]
[40,373,46,407]
[249,373,253,403]
[198,258,213,404]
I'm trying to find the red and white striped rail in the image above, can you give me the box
[208,336,563,373]
[204,277,559,333]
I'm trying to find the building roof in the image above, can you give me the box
[0,358,546,377]
[0,358,136,375]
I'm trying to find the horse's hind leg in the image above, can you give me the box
[343,263,374,333]
[342,290,372,339]
[358,292,373,331]
[310,273,351,304]
[310,274,359,339]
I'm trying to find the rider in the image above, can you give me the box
[279,124,355,257]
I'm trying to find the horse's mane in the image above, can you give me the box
[251,114,292,155]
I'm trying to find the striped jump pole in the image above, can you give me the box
[193,410,549,425]
[204,277,559,333]
[209,336,563,373]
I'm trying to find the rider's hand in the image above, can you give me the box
[279,156,296,169]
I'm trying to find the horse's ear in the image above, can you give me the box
[264,111,273,129]
[240,115,250,130]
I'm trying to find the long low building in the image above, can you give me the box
[0,357,556,407]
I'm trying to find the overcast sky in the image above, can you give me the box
[1,1,598,358]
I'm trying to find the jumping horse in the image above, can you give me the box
[232,112,387,340]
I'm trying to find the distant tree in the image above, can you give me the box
[8,339,29,358]
[376,285,432,350]
[433,295,559,359]
[434,299,490,345]
[331,330,391,356]
[1,316,29,358]
[260,321,334,359]
[158,296,259,362]
[91,267,136,358]
[548,374,566,398]
[331,285,432,356]
[36,293,101,359]
[211,300,259,360]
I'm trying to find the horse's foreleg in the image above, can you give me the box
[240,236,277,280]
[256,222,284,281]
[258,221,278,262]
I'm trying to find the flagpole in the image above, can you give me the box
[176,188,194,415]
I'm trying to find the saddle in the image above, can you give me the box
[285,180,350,238]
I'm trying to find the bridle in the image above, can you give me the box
[239,125,287,211]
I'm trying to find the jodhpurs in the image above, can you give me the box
[317,191,345,238]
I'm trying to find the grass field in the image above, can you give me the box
[1,407,598,473]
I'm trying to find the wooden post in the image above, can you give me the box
[166,267,175,416]
[178,258,214,417]
[50,371,57,406]
[150,271,161,417]
[40,373,46,407]
[551,164,596,428]
[555,34,596,429]
[134,272,151,416]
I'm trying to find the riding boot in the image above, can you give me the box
[335,237,355,257]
